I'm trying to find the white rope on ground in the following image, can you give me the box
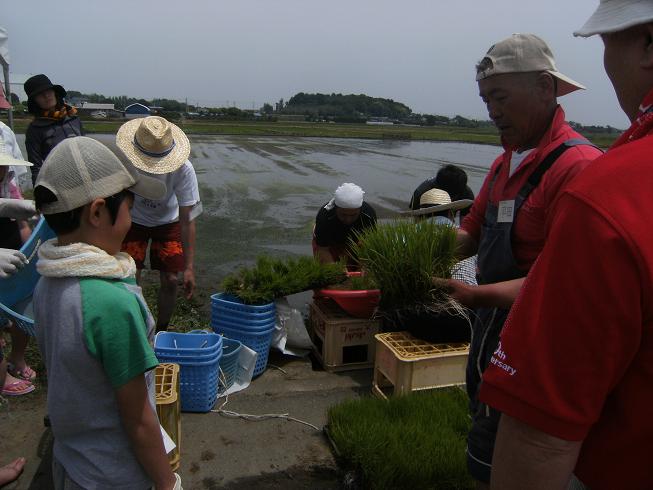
[266,364,288,375]
[210,368,320,431]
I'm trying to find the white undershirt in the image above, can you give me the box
[509,148,535,177]
[130,160,201,227]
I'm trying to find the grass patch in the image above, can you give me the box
[353,220,458,313]
[142,281,211,332]
[327,388,473,489]
[222,255,347,304]
[5,116,618,147]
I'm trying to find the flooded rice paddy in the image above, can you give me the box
[17,134,501,284]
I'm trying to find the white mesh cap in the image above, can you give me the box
[35,136,166,214]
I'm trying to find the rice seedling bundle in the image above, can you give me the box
[327,389,473,489]
[222,255,347,304]
[352,220,459,314]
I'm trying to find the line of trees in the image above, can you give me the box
[35,90,620,132]
[283,92,412,119]
[66,91,196,113]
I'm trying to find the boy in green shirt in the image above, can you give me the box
[33,136,182,490]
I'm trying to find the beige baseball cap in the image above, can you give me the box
[35,136,166,214]
[476,33,586,96]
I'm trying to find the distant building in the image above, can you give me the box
[124,103,151,119]
[68,96,88,107]
[366,117,394,126]
[81,102,115,111]
[79,102,123,118]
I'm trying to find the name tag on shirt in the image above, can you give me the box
[497,200,515,223]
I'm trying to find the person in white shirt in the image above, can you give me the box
[116,116,201,331]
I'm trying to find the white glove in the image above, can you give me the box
[0,198,37,220]
[0,248,28,278]
[173,473,183,490]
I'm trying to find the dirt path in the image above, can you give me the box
[0,352,371,489]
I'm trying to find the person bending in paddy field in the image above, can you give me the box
[409,164,475,220]
[312,182,377,268]
[117,116,201,332]
[32,136,181,490]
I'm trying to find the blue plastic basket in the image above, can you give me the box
[154,331,222,355]
[211,304,276,323]
[155,347,220,362]
[0,218,56,336]
[159,355,221,412]
[214,324,275,377]
[211,293,275,314]
[211,314,276,332]
[219,338,243,391]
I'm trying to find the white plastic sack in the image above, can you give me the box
[272,297,313,357]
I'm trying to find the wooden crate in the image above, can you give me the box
[309,298,381,372]
[372,331,469,399]
[155,363,181,471]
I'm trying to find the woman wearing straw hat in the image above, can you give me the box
[23,74,83,185]
[117,116,201,332]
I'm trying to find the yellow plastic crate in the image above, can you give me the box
[372,331,469,399]
[155,363,181,471]
[309,298,381,372]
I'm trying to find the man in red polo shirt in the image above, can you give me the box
[449,34,603,487]
[480,3,653,490]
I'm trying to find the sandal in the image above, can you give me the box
[1,378,35,396]
[7,363,37,382]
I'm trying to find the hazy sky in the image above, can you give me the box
[4,0,627,128]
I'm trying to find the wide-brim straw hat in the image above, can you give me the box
[116,116,190,175]
[400,188,473,217]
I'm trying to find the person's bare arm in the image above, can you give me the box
[315,245,335,264]
[491,414,582,490]
[179,205,196,300]
[456,228,478,259]
[115,375,176,490]
[446,277,525,309]
[18,220,31,244]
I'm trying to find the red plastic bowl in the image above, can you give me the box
[316,287,380,318]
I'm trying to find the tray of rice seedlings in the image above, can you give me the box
[326,388,473,489]
[352,219,470,334]
[222,255,347,305]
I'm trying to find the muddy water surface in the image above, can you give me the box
[17,134,501,284]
